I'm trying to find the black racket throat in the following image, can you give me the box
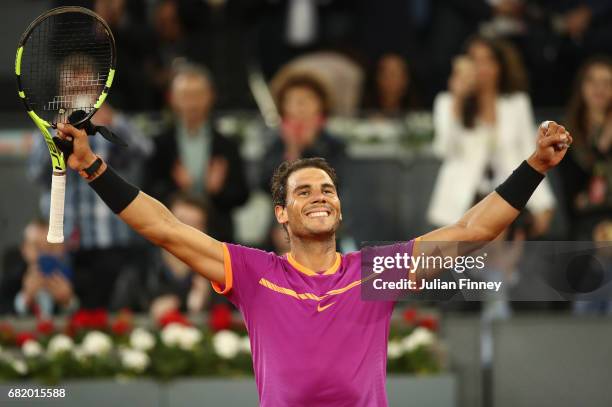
[69,109,128,147]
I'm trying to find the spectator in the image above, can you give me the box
[353,0,429,84]
[428,36,555,236]
[94,0,157,111]
[29,104,153,310]
[109,192,227,315]
[249,0,356,79]
[259,73,347,192]
[517,1,612,106]
[361,53,418,117]
[272,52,365,116]
[146,193,214,319]
[261,222,291,256]
[426,0,523,103]
[148,0,211,107]
[561,57,612,240]
[145,63,249,242]
[551,1,612,52]
[12,220,78,317]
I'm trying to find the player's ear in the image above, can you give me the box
[275,205,288,225]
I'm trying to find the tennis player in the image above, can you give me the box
[56,120,571,406]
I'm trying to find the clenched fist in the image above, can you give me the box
[56,123,98,172]
[526,121,573,174]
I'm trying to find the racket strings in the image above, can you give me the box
[20,11,113,124]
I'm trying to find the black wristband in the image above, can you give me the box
[89,165,140,214]
[83,156,103,178]
[495,161,545,210]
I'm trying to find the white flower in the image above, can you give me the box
[72,346,87,363]
[387,340,403,360]
[47,334,74,357]
[12,359,27,375]
[160,323,202,350]
[212,330,241,360]
[402,327,435,353]
[81,331,113,356]
[130,328,155,352]
[239,336,251,354]
[178,327,202,351]
[160,323,184,347]
[22,340,43,358]
[119,348,150,373]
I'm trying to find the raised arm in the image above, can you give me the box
[420,121,572,245]
[56,123,225,284]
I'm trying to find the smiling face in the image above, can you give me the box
[275,167,342,241]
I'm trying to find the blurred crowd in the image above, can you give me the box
[36,0,612,111]
[0,0,611,318]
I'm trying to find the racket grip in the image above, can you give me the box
[47,171,66,244]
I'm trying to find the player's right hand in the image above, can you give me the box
[56,123,98,172]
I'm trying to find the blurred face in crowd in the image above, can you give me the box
[155,0,183,42]
[377,54,409,100]
[582,63,612,114]
[94,0,125,27]
[170,201,207,232]
[276,168,341,240]
[468,41,501,93]
[281,85,324,145]
[282,86,324,125]
[63,67,99,113]
[21,222,63,264]
[171,73,214,131]
[449,56,477,97]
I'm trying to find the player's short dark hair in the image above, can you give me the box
[271,158,338,207]
[275,73,331,117]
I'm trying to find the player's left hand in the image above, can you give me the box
[527,121,573,174]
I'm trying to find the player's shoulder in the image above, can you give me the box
[224,243,282,267]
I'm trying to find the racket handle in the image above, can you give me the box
[47,171,66,244]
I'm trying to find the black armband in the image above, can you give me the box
[89,165,140,214]
[495,161,544,210]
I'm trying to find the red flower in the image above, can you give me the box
[36,320,55,336]
[418,316,438,332]
[209,304,233,332]
[111,319,131,336]
[403,308,418,324]
[158,310,190,328]
[90,309,108,329]
[16,332,36,347]
[68,309,109,334]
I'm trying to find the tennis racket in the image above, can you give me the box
[15,6,116,243]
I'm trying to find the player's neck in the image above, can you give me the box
[289,237,337,273]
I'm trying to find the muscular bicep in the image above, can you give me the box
[418,192,519,254]
[162,221,225,284]
[118,191,225,284]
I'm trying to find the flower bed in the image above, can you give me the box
[0,307,443,383]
